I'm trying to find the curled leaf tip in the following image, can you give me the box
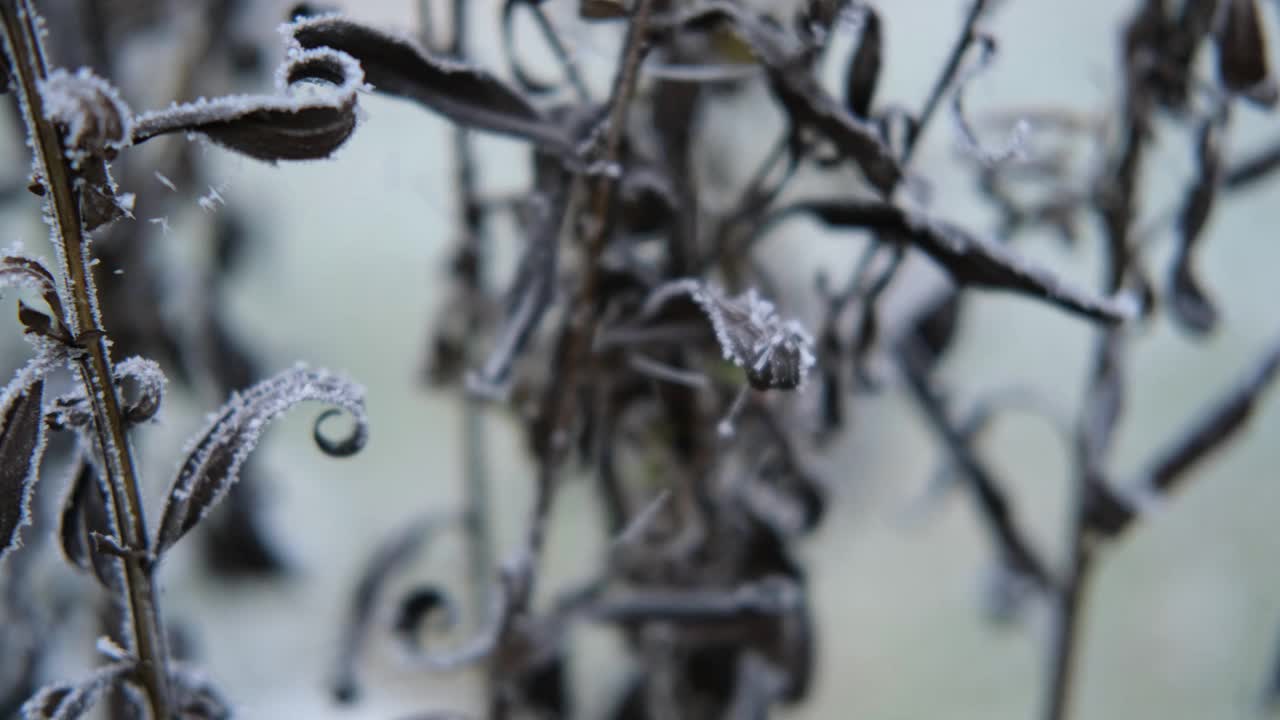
[313,407,368,457]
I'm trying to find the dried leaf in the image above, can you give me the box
[0,254,66,338]
[772,199,1136,324]
[1215,0,1276,106]
[642,279,816,391]
[843,6,881,118]
[57,452,119,589]
[38,68,131,166]
[132,46,363,161]
[153,365,368,556]
[19,662,132,720]
[289,15,571,153]
[0,367,47,564]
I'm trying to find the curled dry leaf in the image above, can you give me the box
[132,46,364,162]
[35,67,135,228]
[771,199,1136,324]
[332,513,447,703]
[642,279,816,391]
[45,358,166,431]
[398,571,511,672]
[153,365,369,556]
[1,254,68,343]
[112,357,167,425]
[0,364,47,564]
[39,68,132,165]
[289,15,571,154]
[19,661,132,720]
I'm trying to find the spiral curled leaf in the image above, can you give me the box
[288,15,571,153]
[332,513,450,703]
[132,46,364,162]
[154,366,369,556]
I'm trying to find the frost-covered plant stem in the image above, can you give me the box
[0,1,174,716]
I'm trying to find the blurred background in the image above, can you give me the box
[2,0,1279,718]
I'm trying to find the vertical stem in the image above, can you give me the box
[1042,496,1093,720]
[0,2,172,716]
[438,0,495,620]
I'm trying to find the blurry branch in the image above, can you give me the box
[442,0,498,633]
[1119,332,1280,528]
[484,1,657,715]
[902,0,991,167]
[897,336,1055,592]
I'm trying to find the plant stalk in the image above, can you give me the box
[1042,487,1094,720]
[0,1,173,716]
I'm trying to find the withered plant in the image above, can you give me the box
[2,0,1280,719]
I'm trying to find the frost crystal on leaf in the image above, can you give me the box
[113,356,167,424]
[0,359,48,564]
[38,67,133,166]
[131,45,365,162]
[644,279,816,391]
[153,365,370,555]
